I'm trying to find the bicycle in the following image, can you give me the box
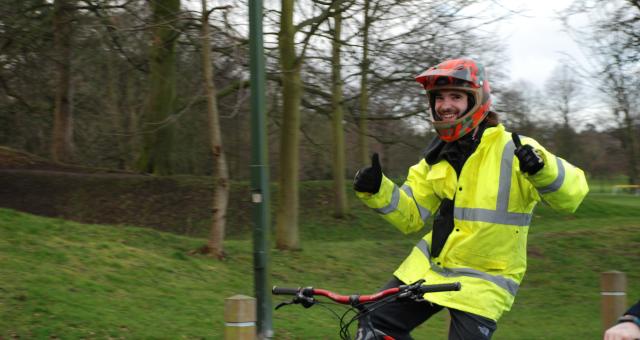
[272,279,461,340]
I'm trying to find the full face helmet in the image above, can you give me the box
[415,58,491,142]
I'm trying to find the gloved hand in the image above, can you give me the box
[512,133,544,175]
[354,153,383,194]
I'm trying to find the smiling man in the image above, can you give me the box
[352,58,589,340]
[434,89,469,122]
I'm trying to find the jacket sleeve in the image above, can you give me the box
[626,300,640,317]
[518,136,589,213]
[356,159,442,234]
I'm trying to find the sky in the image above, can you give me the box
[495,0,585,89]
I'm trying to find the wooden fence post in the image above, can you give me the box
[225,295,256,340]
[601,271,627,333]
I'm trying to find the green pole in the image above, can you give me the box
[248,0,273,338]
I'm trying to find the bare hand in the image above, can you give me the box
[604,322,640,340]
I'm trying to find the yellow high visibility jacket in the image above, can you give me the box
[357,124,589,321]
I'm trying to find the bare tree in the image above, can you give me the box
[136,0,181,175]
[275,0,337,250]
[51,0,76,163]
[330,0,348,217]
[542,62,584,163]
[276,0,303,250]
[494,80,540,136]
[543,63,583,129]
[564,0,640,183]
[196,0,230,259]
[357,0,371,165]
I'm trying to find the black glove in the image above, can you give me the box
[512,133,544,175]
[354,153,383,194]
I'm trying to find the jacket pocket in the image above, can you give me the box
[448,250,507,272]
[426,163,447,180]
[426,162,456,200]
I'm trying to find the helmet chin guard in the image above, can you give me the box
[415,58,492,142]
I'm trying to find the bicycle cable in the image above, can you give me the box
[308,301,357,340]
[339,291,405,340]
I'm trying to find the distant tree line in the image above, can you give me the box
[2,0,640,252]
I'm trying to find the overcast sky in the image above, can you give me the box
[495,0,585,89]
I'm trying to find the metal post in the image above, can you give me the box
[248,0,273,338]
[601,271,627,332]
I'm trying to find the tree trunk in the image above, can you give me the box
[201,0,229,259]
[276,0,301,250]
[51,0,75,163]
[613,62,638,185]
[125,74,139,170]
[331,4,348,217]
[358,0,371,165]
[136,0,180,175]
[623,108,638,184]
[105,45,126,169]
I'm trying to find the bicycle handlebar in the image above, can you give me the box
[273,286,402,304]
[273,280,461,339]
[272,280,461,306]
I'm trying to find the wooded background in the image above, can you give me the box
[2,0,639,254]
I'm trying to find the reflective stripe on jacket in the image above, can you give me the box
[356,124,589,321]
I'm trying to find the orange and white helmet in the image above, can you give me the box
[415,58,491,142]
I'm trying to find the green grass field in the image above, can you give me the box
[1,189,639,339]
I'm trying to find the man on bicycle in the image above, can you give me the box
[353,58,589,339]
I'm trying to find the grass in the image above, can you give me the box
[587,175,637,194]
[1,189,639,339]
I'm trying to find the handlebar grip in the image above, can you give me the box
[272,286,301,295]
[418,282,461,293]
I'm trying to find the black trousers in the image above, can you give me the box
[358,277,497,340]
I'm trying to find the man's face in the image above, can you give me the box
[433,89,469,122]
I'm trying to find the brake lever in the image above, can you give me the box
[274,294,317,310]
[275,301,294,310]
[399,279,427,301]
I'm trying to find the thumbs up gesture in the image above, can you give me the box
[354,153,383,194]
[512,133,544,175]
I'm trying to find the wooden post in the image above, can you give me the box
[225,295,257,340]
[601,271,627,332]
